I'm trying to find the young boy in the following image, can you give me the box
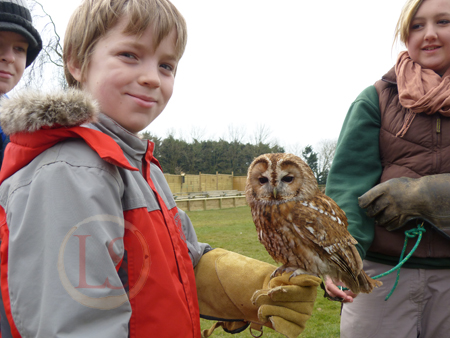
[0,1,320,337]
[0,0,42,165]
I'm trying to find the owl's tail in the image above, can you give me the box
[358,270,382,293]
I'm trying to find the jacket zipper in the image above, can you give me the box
[436,116,441,173]
[431,116,442,256]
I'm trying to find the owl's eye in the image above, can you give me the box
[281,176,294,183]
[258,177,269,184]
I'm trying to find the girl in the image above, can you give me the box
[325,0,450,337]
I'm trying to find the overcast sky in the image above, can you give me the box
[27,0,407,151]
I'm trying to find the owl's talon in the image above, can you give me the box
[270,267,285,279]
[288,268,309,280]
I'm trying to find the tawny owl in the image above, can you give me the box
[245,153,381,295]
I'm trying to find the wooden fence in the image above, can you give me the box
[163,172,248,211]
[164,172,247,194]
[233,176,247,192]
[175,195,248,211]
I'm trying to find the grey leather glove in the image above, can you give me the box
[358,175,450,238]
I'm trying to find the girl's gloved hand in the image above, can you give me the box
[358,174,450,238]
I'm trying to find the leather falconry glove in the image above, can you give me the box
[358,174,450,238]
[195,248,320,338]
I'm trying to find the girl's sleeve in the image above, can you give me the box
[1,141,131,337]
[325,85,383,260]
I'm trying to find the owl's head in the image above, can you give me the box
[245,153,318,205]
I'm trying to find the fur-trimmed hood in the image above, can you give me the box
[0,89,99,135]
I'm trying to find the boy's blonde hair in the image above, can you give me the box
[394,0,424,45]
[63,0,187,88]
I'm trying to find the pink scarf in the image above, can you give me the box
[395,51,450,137]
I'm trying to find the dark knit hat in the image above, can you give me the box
[0,0,42,67]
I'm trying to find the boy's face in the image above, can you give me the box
[69,17,178,134]
[0,31,28,95]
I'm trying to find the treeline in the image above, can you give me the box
[141,132,337,184]
[141,132,284,176]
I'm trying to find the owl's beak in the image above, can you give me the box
[273,187,277,198]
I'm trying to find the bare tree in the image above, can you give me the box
[225,124,246,143]
[19,0,65,90]
[286,142,304,157]
[189,126,207,142]
[164,128,178,139]
[252,124,272,145]
[316,138,337,184]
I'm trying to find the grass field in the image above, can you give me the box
[187,206,341,338]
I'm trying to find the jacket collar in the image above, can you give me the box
[0,89,158,181]
[382,66,397,85]
[90,113,148,168]
[0,89,151,167]
[0,89,99,135]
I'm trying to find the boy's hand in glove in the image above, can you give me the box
[195,248,320,338]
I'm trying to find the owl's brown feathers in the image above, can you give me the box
[246,153,381,295]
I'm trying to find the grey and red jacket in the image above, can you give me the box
[0,90,211,337]
[326,68,450,269]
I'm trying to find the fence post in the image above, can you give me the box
[232,172,234,191]
[180,173,185,193]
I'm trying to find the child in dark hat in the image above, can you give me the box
[0,0,42,165]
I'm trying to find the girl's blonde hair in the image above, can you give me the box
[394,0,424,45]
[63,0,187,88]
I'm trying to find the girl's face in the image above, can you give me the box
[407,0,450,75]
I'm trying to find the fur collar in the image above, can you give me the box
[0,89,99,135]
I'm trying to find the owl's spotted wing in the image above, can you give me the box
[279,194,362,281]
